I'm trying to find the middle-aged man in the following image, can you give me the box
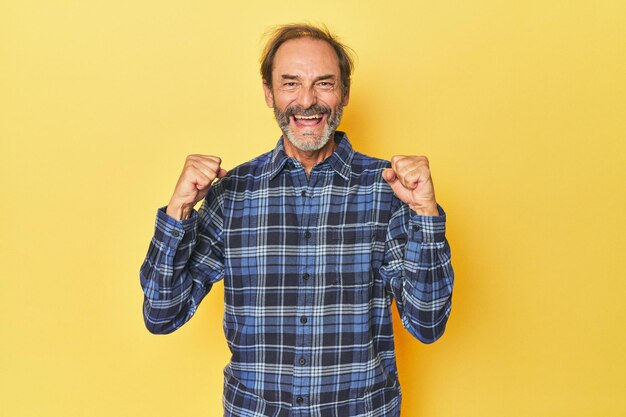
[141,23,454,417]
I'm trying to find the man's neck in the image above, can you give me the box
[283,133,338,176]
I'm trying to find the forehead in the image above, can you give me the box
[272,37,340,78]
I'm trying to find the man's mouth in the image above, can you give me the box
[292,113,325,127]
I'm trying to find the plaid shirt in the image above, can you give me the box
[140,132,453,417]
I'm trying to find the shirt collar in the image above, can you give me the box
[265,131,354,181]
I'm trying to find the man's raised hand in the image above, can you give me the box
[166,155,227,221]
[382,155,439,216]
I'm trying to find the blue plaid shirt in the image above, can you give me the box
[140,132,453,417]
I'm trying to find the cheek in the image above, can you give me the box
[274,94,297,110]
[321,92,344,107]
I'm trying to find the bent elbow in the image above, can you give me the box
[413,321,448,344]
[142,301,181,335]
[144,316,178,335]
[402,304,452,344]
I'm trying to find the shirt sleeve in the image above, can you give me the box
[139,187,226,334]
[379,201,454,344]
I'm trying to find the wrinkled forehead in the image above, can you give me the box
[272,38,341,80]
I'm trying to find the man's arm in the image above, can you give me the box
[139,155,227,334]
[380,155,454,343]
[380,204,453,343]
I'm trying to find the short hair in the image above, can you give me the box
[260,23,355,95]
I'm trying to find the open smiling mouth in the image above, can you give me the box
[292,113,326,128]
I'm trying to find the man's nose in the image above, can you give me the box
[296,86,317,109]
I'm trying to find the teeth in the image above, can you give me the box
[294,114,323,120]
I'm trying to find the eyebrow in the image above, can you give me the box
[280,74,337,82]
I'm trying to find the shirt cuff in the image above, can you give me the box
[154,206,198,248]
[408,205,447,243]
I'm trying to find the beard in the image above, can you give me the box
[273,103,344,152]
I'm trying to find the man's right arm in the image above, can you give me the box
[139,155,227,334]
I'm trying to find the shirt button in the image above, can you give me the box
[412,225,421,232]
[299,357,306,365]
[171,230,180,237]
[296,396,304,404]
[300,316,308,324]
[303,273,310,280]
[301,190,306,197]
[304,231,311,239]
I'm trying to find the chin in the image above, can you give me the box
[285,130,332,152]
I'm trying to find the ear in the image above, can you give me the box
[263,82,274,108]
[342,85,350,106]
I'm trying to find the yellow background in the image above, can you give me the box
[1,1,625,416]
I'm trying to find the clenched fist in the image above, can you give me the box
[382,155,439,216]
[166,155,228,220]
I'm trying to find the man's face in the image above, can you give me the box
[263,37,349,152]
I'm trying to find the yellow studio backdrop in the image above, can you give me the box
[1,1,625,416]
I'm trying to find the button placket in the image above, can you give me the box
[292,174,315,410]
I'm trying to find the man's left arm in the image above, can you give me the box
[381,156,454,343]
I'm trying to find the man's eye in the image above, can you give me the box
[317,82,334,89]
[284,82,298,88]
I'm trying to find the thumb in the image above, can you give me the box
[382,168,397,184]
[382,168,410,201]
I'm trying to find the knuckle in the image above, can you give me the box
[205,157,221,168]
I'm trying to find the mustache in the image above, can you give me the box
[284,104,332,118]
[274,104,332,129]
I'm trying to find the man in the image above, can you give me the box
[141,24,453,417]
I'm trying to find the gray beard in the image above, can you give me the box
[273,104,343,152]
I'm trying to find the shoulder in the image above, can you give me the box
[350,151,391,177]
[228,151,274,177]
[208,149,274,195]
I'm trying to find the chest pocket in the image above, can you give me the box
[328,225,376,286]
